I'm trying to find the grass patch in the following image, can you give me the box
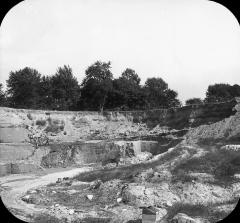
[33,213,112,223]
[74,147,183,182]
[171,147,240,184]
[165,202,230,222]
[166,202,210,221]
[72,217,112,223]
[171,170,197,183]
[33,213,68,223]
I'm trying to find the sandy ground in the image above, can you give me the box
[0,167,93,222]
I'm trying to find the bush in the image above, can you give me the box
[45,118,65,133]
[172,147,240,183]
[36,119,46,126]
[45,124,64,133]
[52,119,60,125]
[27,113,33,120]
[172,169,196,183]
[60,123,65,131]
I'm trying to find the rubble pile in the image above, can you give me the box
[27,125,49,147]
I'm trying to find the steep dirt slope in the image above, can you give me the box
[185,98,240,145]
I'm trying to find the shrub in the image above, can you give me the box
[52,119,60,125]
[47,117,52,123]
[172,147,240,183]
[36,119,46,126]
[172,169,196,183]
[27,113,33,120]
[59,124,65,131]
[45,118,65,133]
[45,124,63,133]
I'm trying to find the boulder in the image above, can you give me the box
[87,194,93,201]
[69,209,75,215]
[117,197,122,203]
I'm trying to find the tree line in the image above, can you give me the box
[0,61,240,111]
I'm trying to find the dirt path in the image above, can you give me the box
[0,167,92,222]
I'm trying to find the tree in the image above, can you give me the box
[121,68,141,85]
[164,89,182,108]
[80,61,113,112]
[230,84,240,97]
[51,65,80,110]
[205,83,240,103]
[0,83,5,105]
[144,77,168,108]
[38,76,54,109]
[143,77,181,108]
[185,98,203,106]
[6,67,41,108]
[108,68,145,110]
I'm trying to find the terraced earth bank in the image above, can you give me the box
[0,98,240,222]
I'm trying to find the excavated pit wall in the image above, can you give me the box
[111,99,237,129]
[40,140,159,168]
[0,98,238,175]
[0,140,159,175]
[0,98,237,130]
[0,143,50,176]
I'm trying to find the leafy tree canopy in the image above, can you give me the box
[185,98,203,106]
[205,83,240,103]
[80,61,113,111]
[144,77,168,108]
[6,67,41,108]
[51,65,80,110]
[4,62,184,111]
[0,83,5,105]
[120,68,141,85]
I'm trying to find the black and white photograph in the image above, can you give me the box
[0,0,240,222]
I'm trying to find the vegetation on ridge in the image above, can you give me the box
[1,61,240,111]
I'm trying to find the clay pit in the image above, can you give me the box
[1,99,240,222]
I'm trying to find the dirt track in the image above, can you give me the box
[0,167,92,222]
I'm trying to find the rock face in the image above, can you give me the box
[0,143,49,176]
[101,143,121,167]
[40,141,158,168]
[116,99,236,129]
[0,127,29,143]
[41,141,123,168]
[0,98,237,140]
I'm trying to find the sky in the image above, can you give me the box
[0,0,240,102]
